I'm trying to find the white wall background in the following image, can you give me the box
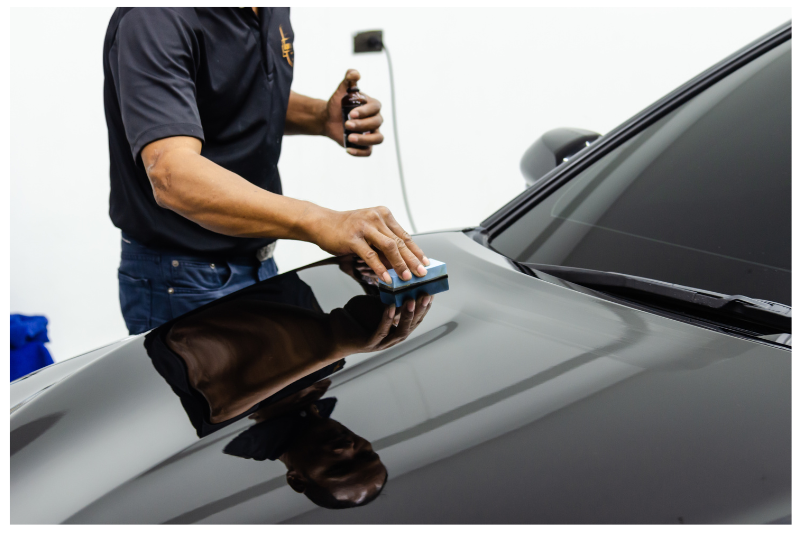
[10,7,790,361]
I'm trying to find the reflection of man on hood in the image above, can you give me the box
[224,379,387,510]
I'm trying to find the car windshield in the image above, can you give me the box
[490,40,791,306]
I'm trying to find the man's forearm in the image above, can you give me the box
[284,90,328,136]
[145,140,327,242]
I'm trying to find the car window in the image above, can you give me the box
[491,40,791,305]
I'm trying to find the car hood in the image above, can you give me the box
[10,232,790,524]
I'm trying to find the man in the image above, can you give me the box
[103,7,429,334]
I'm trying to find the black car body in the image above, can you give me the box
[11,23,791,524]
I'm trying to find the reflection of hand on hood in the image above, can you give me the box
[334,294,435,355]
[336,255,380,289]
[306,254,381,294]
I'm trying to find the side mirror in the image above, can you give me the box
[521,127,601,188]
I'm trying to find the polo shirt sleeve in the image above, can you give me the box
[114,8,205,161]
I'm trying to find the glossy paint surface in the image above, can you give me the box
[10,232,790,523]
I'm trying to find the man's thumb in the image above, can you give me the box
[339,69,360,91]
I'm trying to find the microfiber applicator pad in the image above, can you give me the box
[378,259,447,292]
[380,277,449,307]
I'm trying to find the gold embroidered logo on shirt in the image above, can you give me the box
[280,25,293,67]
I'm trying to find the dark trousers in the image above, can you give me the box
[118,233,278,335]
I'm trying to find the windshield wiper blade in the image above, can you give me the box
[517,262,791,336]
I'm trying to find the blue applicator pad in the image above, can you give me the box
[380,277,449,307]
[378,259,447,292]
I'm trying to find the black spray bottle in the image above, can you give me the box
[341,82,369,150]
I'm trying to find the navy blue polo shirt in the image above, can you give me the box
[103,7,294,255]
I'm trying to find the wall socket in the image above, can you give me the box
[353,30,384,53]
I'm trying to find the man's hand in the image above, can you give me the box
[322,69,384,157]
[284,70,383,155]
[305,204,429,284]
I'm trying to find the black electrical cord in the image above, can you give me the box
[382,44,417,233]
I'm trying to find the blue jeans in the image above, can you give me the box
[118,233,278,335]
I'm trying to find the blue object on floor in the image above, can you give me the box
[10,314,53,382]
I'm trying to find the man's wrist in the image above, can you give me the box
[292,201,335,244]
[285,92,329,137]
[314,98,333,139]
[303,96,328,137]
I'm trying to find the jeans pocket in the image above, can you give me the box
[118,271,152,335]
[168,262,256,319]
[170,260,233,290]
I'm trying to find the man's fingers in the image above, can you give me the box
[344,115,383,133]
[349,99,381,119]
[385,212,428,266]
[365,227,413,281]
[332,206,428,283]
[335,69,361,95]
[375,250,391,271]
[347,131,384,147]
[381,216,429,278]
[378,221,426,277]
[351,239,391,284]
[393,299,416,340]
[346,147,373,157]
[342,69,360,87]
[379,300,416,349]
[368,304,395,346]
[413,295,433,327]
